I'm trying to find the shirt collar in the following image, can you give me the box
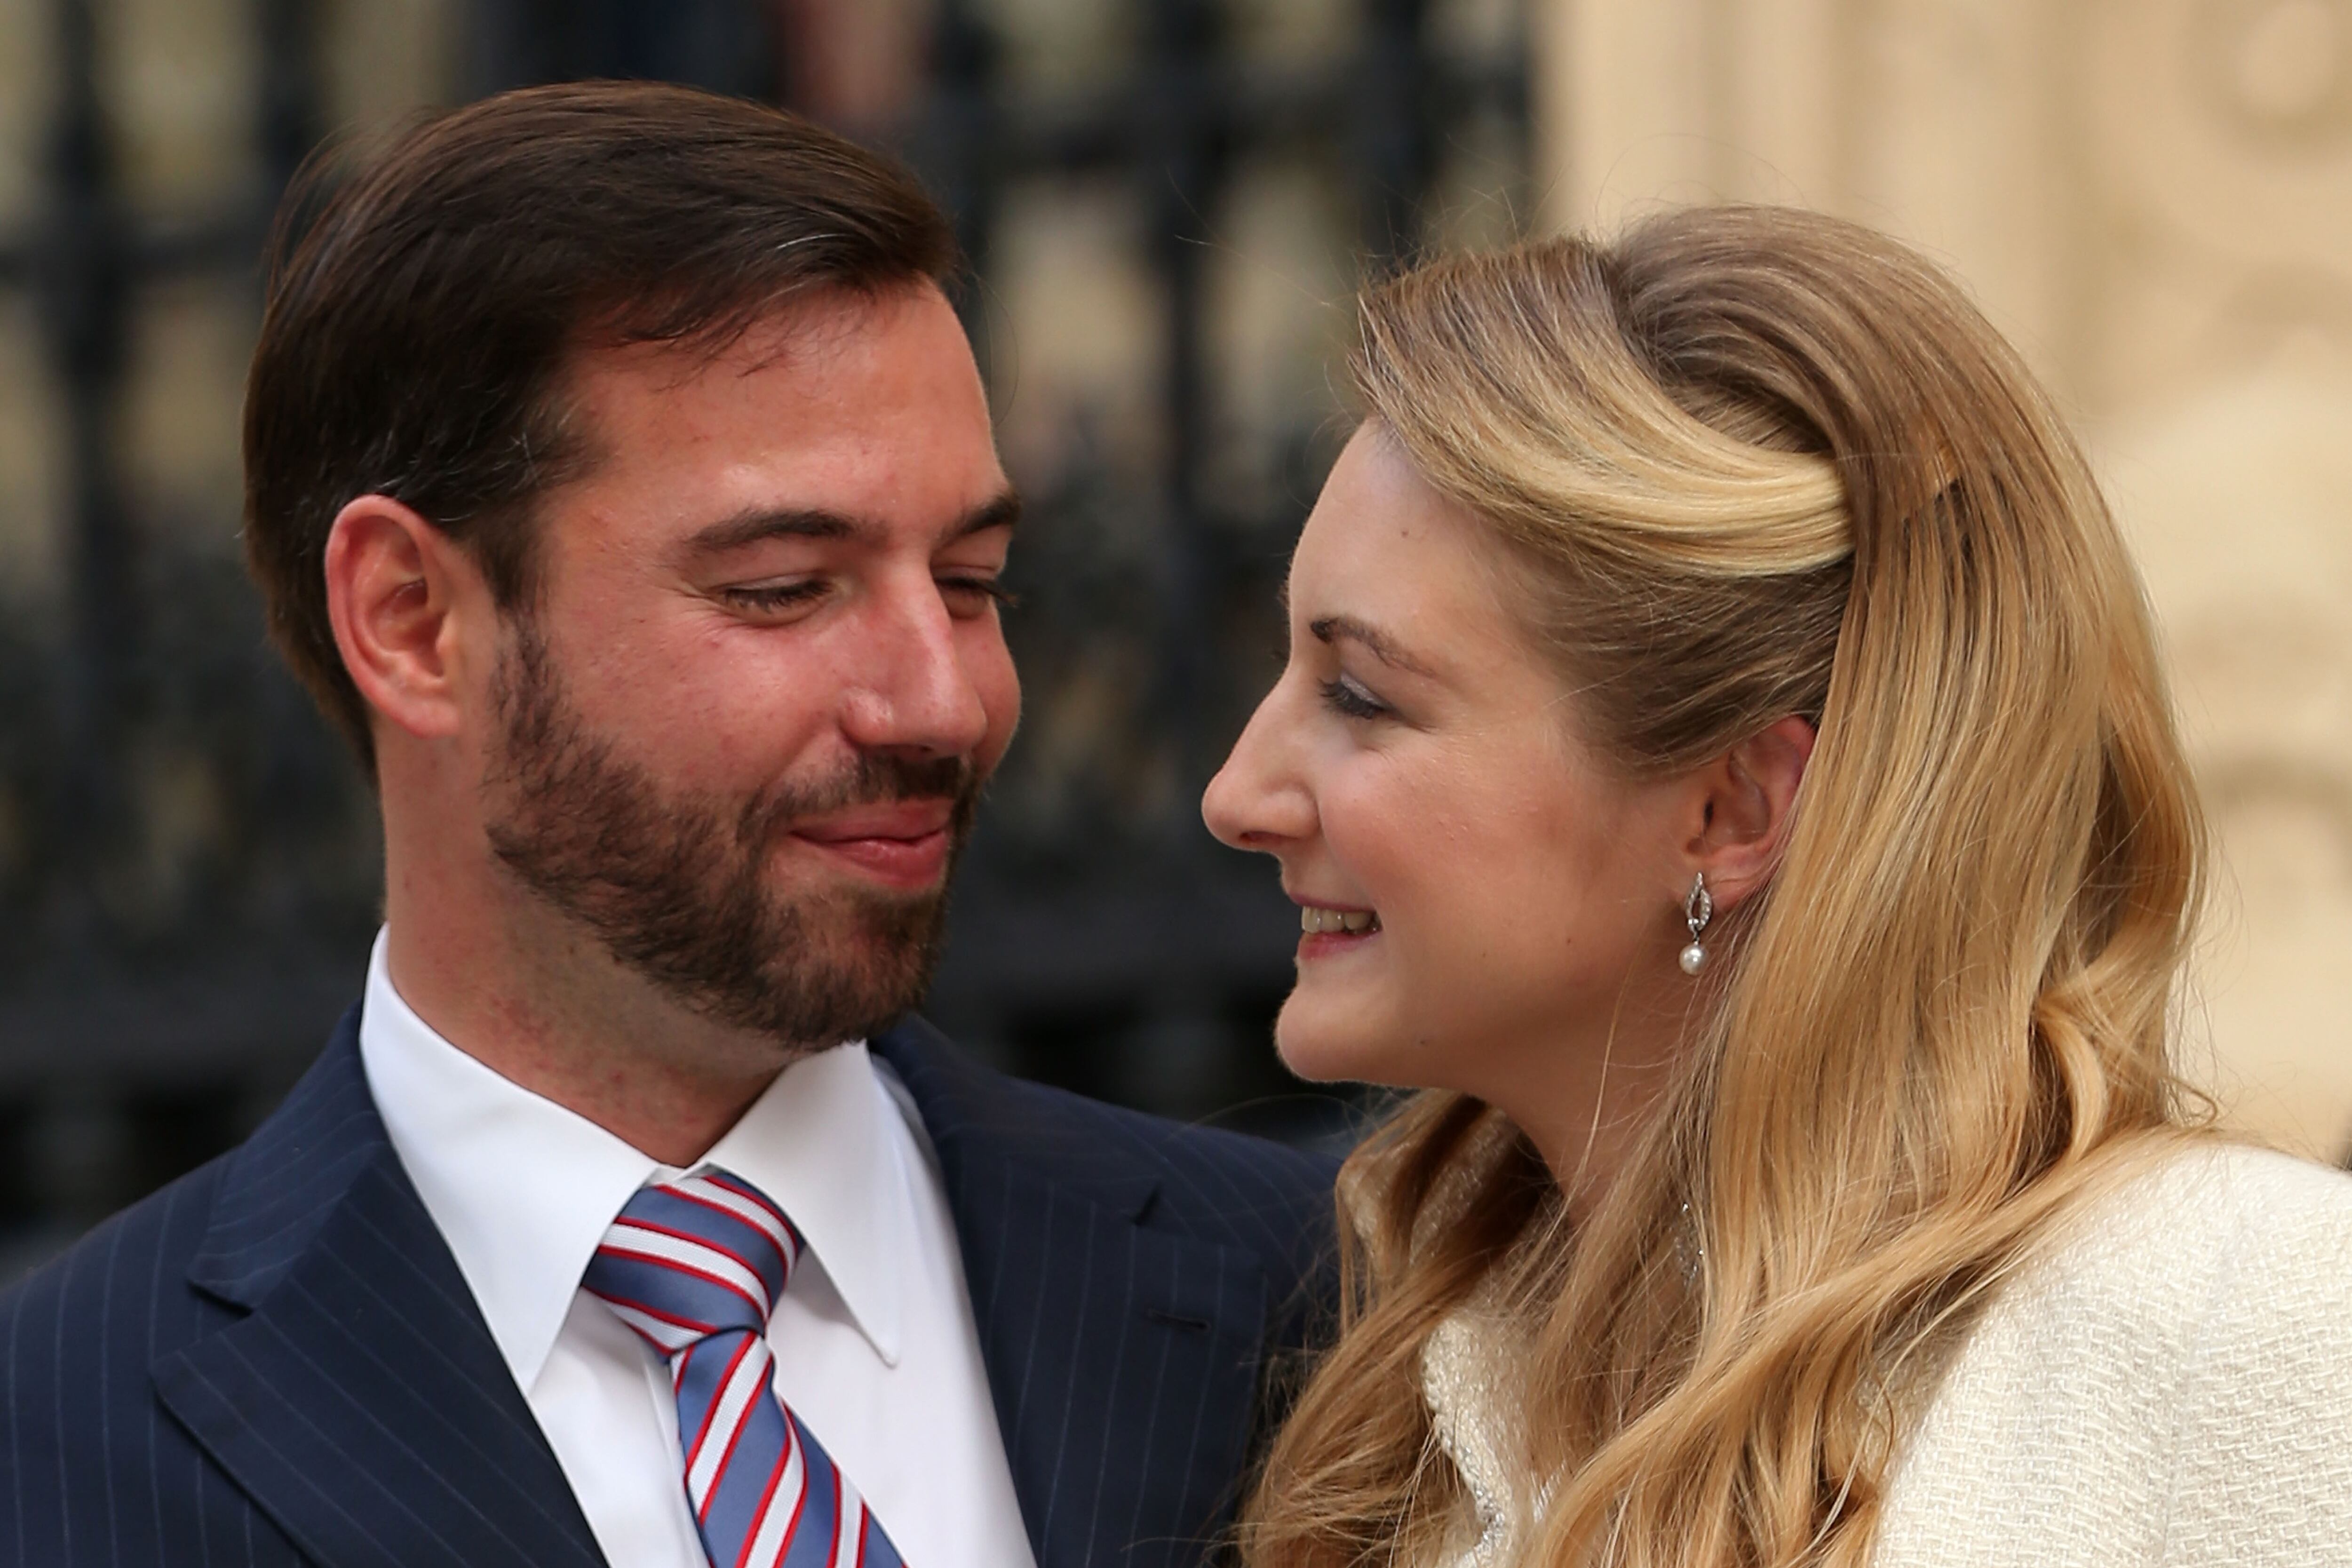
[356,929,912,1394]
[700,1032,911,1367]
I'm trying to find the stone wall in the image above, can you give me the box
[1536,0,2352,1160]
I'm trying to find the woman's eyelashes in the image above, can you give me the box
[1319,673,1390,720]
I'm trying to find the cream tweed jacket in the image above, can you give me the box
[1420,1144,2352,1567]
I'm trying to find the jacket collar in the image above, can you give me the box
[156,1007,608,1568]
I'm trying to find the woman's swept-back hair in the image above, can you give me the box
[1241,206,2209,1568]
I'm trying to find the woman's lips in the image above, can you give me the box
[1297,926,1380,961]
[1295,902,1380,960]
[789,803,955,891]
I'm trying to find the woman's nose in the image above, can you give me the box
[1203,681,1316,852]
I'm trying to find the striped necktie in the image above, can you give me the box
[582,1168,908,1568]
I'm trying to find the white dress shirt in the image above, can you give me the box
[356,930,1038,1568]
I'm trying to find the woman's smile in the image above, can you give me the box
[1295,901,1381,959]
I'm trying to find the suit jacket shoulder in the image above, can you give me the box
[0,1007,606,1568]
[1,1144,262,1563]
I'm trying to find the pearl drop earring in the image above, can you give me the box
[1678,873,1713,975]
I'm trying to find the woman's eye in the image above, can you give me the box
[1319,676,1389,720]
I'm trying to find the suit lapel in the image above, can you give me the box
[875,1019,1270,1568]
[153,1010,607,1568]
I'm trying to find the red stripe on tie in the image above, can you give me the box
[606,1216,782,1302]
[822,1478,848,1568]
[581,1288,717,1338]
[853,1505,871,1568]
[670,1184,803,1262]
[701,1170,802,1241]
[758,1425,814,1568]
[595,1244,768,1323]
[684,1332,758,1494]
[733,1433,795,1568]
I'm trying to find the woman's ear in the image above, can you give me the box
[1686,715,1816,912]
[323,495,493,744]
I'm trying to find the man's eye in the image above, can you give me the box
[938,575,1018,612]
[722,581,829,614]
[1319,677,1389,720]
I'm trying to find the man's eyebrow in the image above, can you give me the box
[682,487,1019,557]
[950,489,1021,541]
[684,507,862,555]
[1308,613,1438,677]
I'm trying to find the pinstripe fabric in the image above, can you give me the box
[0,1006,1337,1568]
[872,1018,1340,1568]
[0,1007,605,1568]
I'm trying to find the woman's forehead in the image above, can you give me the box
[1289,435,1531,667]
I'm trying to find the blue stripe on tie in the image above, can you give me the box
[588,1250,746,1337]
[864,1511,909,1568]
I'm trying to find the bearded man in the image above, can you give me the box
[0,82,1334,1568]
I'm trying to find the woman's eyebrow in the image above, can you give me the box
[1308,613,1438,677]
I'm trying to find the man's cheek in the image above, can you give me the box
[979,649,1023,758]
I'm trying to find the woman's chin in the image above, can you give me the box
[1272,996,1413,1088]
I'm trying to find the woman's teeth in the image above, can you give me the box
[1300,906,1378,935]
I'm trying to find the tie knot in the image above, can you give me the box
[582,1168,803,1354]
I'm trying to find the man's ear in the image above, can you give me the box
[323,495,494,743]
[1682,714,1816,912]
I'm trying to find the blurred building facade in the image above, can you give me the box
[1539,0,2352,1161]
[0,0,1529,1270]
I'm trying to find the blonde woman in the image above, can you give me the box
[1202,206,2352,1568]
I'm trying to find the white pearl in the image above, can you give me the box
[1678,942,1706,975]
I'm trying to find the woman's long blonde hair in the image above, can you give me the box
[1241,207,2209,1568]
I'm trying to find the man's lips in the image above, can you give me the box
[787,801,957,890]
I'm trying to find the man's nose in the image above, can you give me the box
[838,575,995,758]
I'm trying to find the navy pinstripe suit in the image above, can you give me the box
[0,1008,1338,1568]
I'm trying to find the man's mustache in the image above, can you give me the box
[737,753,981,848]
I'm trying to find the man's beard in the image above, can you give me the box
[482,624,981,1048]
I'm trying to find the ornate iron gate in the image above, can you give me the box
[0,0,1527,1272]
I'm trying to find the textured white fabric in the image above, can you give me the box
[1419,1143,2352,1567]
[358,929,1037,1568]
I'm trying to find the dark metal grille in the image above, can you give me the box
[0,0,1527,1272]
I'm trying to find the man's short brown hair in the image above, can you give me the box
[243,81,961,767]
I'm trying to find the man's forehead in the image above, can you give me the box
[569,282,957,408]
[535,284,1004,559]
[551,285,995,503]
